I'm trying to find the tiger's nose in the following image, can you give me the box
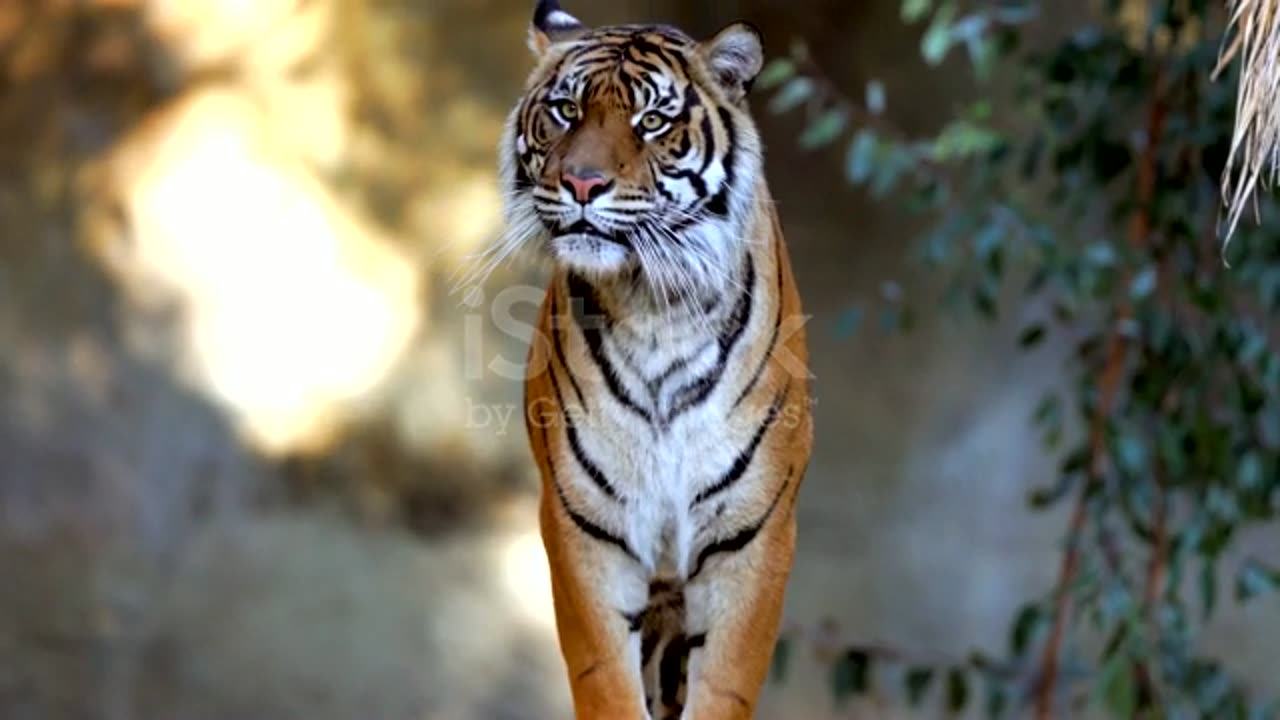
[561,168,613,204]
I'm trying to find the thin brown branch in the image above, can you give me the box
[1144,460,1171,615]
[1033,332,1126,720]
[1033,71,1168,720]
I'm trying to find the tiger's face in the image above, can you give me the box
[499,2,765,298]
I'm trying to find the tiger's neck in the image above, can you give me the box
[547,202,780,423]
[558,192,768,333]
[556,203,773,344]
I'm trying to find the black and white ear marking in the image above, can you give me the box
[529,0,588,56]
[699,22,764,102]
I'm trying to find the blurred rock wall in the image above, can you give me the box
[1,1,1276,719]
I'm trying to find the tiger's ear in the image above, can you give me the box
[529,0,588,56]
[699,22,764,102]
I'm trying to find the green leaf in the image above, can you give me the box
[1187,660,1232,712]
[972,279,998,320]
[1099,653,1136,719]
[799,110,849,149]
[1115,432,1147,475]
[769,77,815,114]
[1085,241,1118,267]
[1236,452,1264,491]
[870,145,916,197]
[985,678,1009,719]
[1207,486,1241,524]
[1235,559,1280,602]
[1009,604,1043,656]
[1200,558,1218,621]
[831,649,872,706]
[902,0,932,22]
[947,667,969,712]
[1018,324,1046,348]
[1032,393,1061,425]
[965,33,996,80]
[1129,265,1158,300]
[757,59,796,91]
[1060,447,1090,475]
[865,80,887,114]
[770,636,791,683]
[922,10,955,65]
[905,667,934,706]
[932,120,1003,161]
[1099,591,1133,635]
[974,221,1004,260]
[845,130,878,184]
[1029,473,1075,508]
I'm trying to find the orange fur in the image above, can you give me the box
[525,215,811,718]
[501,8,812,718]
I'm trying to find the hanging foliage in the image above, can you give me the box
[764,1,1280,717]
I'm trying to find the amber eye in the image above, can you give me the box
[552,100,580,123]
[640,111,669,132]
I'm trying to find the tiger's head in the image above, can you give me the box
[498,0,765,300]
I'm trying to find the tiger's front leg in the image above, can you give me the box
[681,483,798,720]
[539,490,651,719]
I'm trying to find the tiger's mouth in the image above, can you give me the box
[553,219,633,248]
[546,219,638,275]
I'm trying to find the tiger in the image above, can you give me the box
[496,2,814,718]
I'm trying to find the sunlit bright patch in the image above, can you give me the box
[500,527,555,629]
[94,88,421,454]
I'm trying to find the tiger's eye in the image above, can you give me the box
[555,100,580,121]
[640,112,667,131]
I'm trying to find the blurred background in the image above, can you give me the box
[0,0,1276,718]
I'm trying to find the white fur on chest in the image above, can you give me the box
[554,252,774,580]
[563,336,750,578]
[621,398,740,577]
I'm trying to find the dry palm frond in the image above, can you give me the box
[1214,0,1280,251]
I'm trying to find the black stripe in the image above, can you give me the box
[717,107,737,187]
[624,54,671,83]
[620,60,664,100]
[546,297,620,502]
[698,111,716,174]
[624,610,645,633]
[659,83,699,130]
[641,624,662,668]
[687,632,706,650]
[646,342,711,401]
[653,170,679,204]
[540,424,638,562]
[515,158,534,191]
[681,83,701,115]
[673,128,693,160]
[663,254,755,424]
[545,308,619,499]
[704,189,729,216]
[659,634,688,707]
[649,578,675,594]
[629,37,689,73]
[732,253,785,409]
[568,274,654,424]
[689,469,794,580]
[693,109,737,217]
[692,382,789,507]
[549,293,585,407]
[564,420,621,501]
[661,166,708,197]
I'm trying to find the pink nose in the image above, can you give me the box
[562,171,611,204]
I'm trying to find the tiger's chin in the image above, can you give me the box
[548,233,635,277]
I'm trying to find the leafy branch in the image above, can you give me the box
[762,1,1280,717]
